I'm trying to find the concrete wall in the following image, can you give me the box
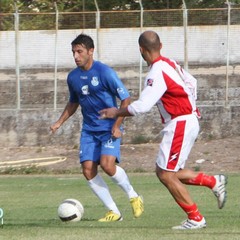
[1,26,240,69]
[0,105,239,148]
[0,65,239,147]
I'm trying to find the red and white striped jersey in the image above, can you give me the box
[127,56,200,124]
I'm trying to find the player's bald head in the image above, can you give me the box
[138,31,161,52]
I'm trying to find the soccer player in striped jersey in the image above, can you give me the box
[50,33,143,222]
[99,30,227,229]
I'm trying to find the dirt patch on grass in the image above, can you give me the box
[0,136,239,175]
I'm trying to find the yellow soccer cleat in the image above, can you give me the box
[130,195,144,218]
[98,211,123,222]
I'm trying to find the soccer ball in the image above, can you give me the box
[57,198,84,222]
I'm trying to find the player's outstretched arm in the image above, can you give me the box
[99,107,132,119]
[50,102,79,133]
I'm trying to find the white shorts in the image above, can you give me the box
[156,114,199,172]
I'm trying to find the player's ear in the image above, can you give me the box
[160,42,162,50]
[139,46,145,55]
[88,48,94,56]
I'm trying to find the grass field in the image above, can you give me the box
[0,173,239,240]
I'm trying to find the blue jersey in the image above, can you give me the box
[67,61,130,131]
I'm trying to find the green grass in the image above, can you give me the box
[0,173,239,240]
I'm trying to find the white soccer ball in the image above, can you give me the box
[58,198,84,222]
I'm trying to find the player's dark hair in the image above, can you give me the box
[138,31,160,52]
[71,33,94,50]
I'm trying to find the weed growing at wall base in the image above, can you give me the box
[0,174,239,240]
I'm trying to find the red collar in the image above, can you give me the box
[151,56,163,65]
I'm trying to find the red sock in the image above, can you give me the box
[177,202,203,221]
[187,172,216,189]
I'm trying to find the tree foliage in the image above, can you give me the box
[0,0,240,30]
[1,0,240,13]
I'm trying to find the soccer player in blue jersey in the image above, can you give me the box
[50,33,143,222]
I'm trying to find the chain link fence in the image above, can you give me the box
[0,6,240,110]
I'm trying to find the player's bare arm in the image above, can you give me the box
[111,97,130,138]
[99,106,132,119]
[114,96,131,125]
[50,102,79,133]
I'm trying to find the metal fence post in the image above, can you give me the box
[139,0,143,95]
[94,0,100,60]
[225,0,231,107]
[54,2,59,111]
[14,3,20,110]
[182,0,188,71]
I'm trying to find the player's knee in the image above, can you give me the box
[82,168,97,180]
[156,167,172,185]
[100,162,116,176]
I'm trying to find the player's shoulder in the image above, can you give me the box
[149,56,178,78]
[152,56,181,77]
[93,60,113,72]
[159,56,178,68]
[93,61,117,80]
[68,67,81,78]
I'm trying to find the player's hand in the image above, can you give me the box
[50,122,61,134]
[99,107,118,119]
[111,126,122,138]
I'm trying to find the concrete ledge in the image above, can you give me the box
[0,105,239,147]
